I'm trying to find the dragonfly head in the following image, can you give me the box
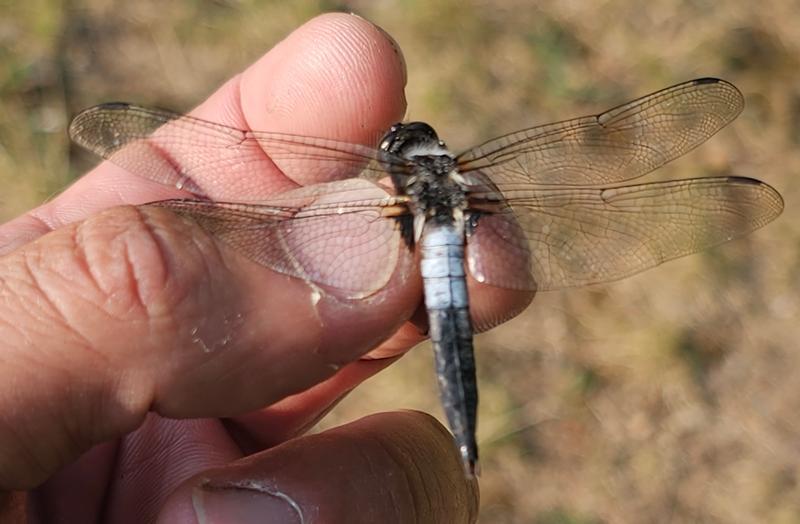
[379,121,449,159]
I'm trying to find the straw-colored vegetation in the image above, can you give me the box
[2,1,798,522]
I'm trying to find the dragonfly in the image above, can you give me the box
[68,77,783,477]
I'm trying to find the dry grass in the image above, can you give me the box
[2,1,799,522]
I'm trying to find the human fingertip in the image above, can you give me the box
[342,11,408,85]
[240,12,407,154]
[159,411,479,524]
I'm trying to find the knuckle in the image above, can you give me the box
[0,204,230,357]
[0,205,232,489]
[71,205,224,320]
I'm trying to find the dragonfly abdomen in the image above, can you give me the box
[420,222,479,476]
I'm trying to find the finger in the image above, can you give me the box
[224,352,404,451]
[32,357,401,523]
[28,442,117,522]
[157,412,479,524]
[0,12,407,252]
[220,322,423,452]
[34,416,264,523]
[0,197,418,491]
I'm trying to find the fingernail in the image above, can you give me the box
[193,482,303,524]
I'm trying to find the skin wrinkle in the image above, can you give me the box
[132,210,258,370]
[0,280,34,350]
[221,74,246,130]
[58,217,152,357]
[406,458,427,524]
[0,179,306,492]
[31,204,68,234]
[196,76,302,198]
[149,279,326,418]
[167,217,228,316]
[370,432,421,522]
[57,397,86,469]
[24,222,140,365]
[420,417,479,520]
[12,211,219,472]
[360,435,409,523]
[76,215,157,326]
[19,248,90,355]
[71,221,106,304]
[79,365,149,444]
[0,213,53,256]
[3,309,55,375]
[119,213,318,388]
[123,208,186,318]
[106,263,151,325]
[395,433,430,521]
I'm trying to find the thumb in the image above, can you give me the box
[157,412,480,524]
[0,204,417,490]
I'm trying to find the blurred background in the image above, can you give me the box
[2,1,799,522]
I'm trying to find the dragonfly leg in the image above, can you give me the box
[396,214,415,248]
[465,211,482,238]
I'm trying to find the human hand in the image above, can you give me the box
[0,13,529,523]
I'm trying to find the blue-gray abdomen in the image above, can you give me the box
[420,222,479,475]
[420,224,469,311]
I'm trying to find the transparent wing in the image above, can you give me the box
[146,179,405,299]
[456,78,744,189]
[466,177,783,291]
[68,103,407,200]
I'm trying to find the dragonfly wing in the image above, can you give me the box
[466,177,783,291]
[456,78,744,188]
[69,103,406,201]
[147,179,405,299]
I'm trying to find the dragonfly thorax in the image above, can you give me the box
[380,122,467,226]
[403,155,465,209]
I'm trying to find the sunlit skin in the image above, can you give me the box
[0,13,542,523]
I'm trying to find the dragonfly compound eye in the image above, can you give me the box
[379,121,446,158]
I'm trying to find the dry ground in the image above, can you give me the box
[2,1,799,522]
